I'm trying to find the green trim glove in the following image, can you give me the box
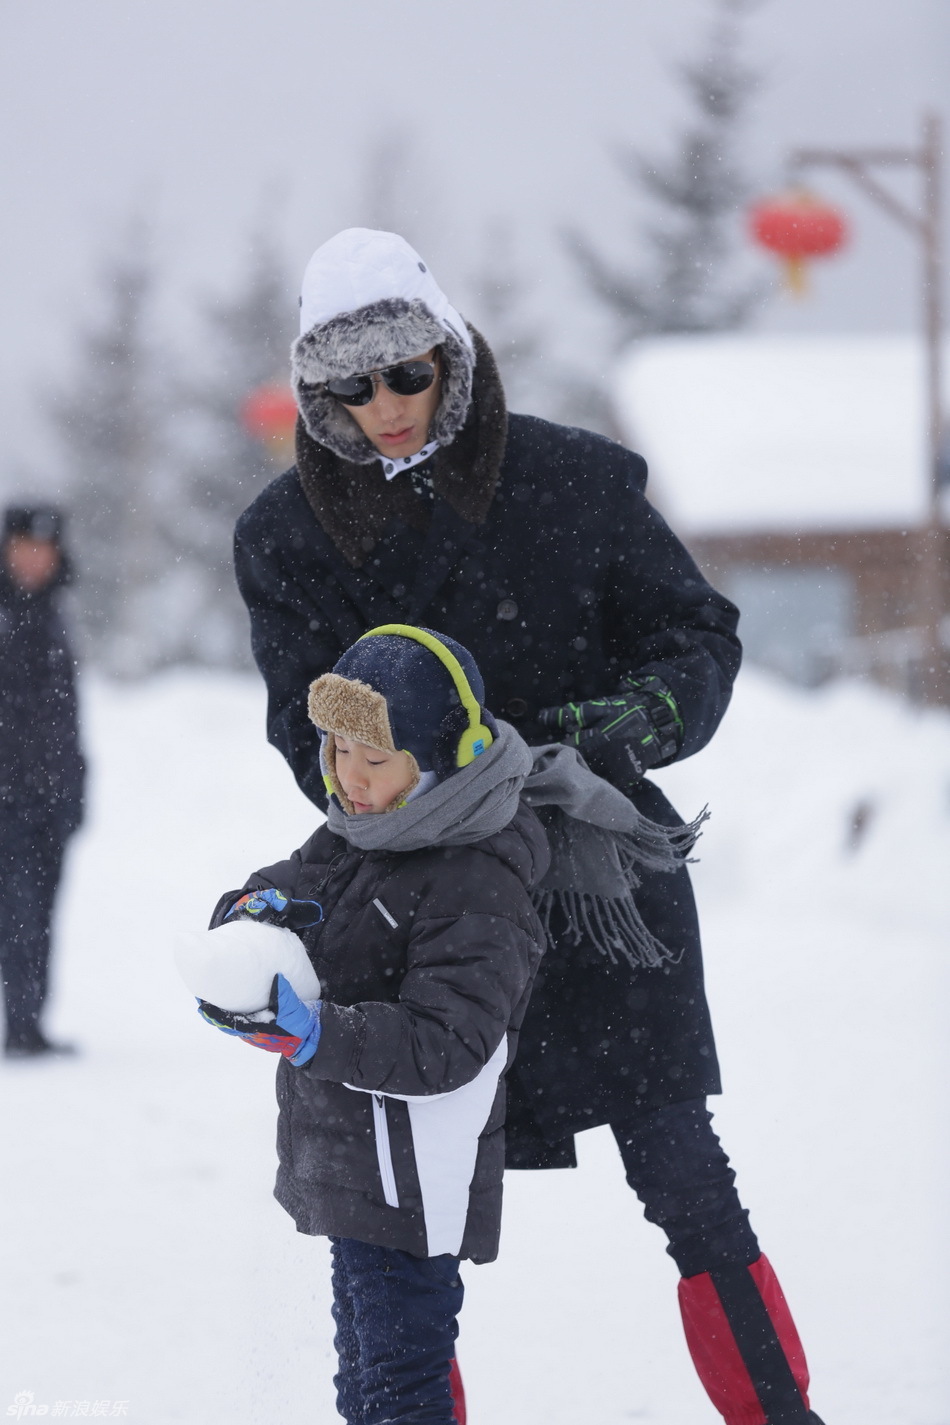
[539,674,683,788]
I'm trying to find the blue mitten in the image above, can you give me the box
[198,972,322,1066]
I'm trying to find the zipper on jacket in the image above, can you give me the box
[315,850,348,896]
[372,1094,400,1208]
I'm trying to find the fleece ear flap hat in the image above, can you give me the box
[290,228,476,464]
[309,674,421,815]
[307,625,498,815]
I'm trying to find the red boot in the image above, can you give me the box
[678,1255,816,1425]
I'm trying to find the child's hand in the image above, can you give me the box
[198,972,322,1067]
[226,887,324,930]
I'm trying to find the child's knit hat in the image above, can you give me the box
[308,625,497,814]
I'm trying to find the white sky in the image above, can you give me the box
[1,0,948,475]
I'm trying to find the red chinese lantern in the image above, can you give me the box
[748,189,849,295]
[240,384,299,455]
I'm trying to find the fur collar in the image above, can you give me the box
[295,328,508,569]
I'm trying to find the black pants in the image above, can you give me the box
[0,816,67,1050]
[610,1097,760,1277]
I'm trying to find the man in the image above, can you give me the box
[233,228,826,1425]
[0,504,84,1057]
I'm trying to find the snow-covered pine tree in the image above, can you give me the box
[464,220,620,437]
[47,234,167,675]
[567,0,765,343]
[354,129,443,259]
[158,234,296,669]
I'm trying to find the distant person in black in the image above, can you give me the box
[0,505,85,1057]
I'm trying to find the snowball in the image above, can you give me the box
[174,918,321,1013]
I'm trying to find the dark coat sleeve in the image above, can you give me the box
[602,446,742,761]
[312,901,539,1098]
[234,494,354,808]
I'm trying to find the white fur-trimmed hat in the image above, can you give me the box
[291,229,476,465]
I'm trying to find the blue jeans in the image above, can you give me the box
[330,1238,464,1425]
[610,1098,761,1278]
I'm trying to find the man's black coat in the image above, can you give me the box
[234,350,741,1167]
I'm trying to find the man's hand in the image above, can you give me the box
[539,674,682,787]
[198,972,322,1067]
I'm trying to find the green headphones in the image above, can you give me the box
[359,624,495,768]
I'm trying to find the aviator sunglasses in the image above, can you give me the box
[323,357,438,407]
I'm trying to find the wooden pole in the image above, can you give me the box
[788,116,947,703]
[919,112,946,703]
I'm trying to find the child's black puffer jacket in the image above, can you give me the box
[226,801,548,1263]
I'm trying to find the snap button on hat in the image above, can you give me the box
[496,598,518,621]
[506,697,528,719]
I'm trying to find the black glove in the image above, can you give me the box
[538,674,682,789]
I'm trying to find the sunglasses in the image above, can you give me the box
[323,358,438,407]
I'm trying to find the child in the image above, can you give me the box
[198,624,549,1425]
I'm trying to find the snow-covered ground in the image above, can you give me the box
[1,667,948,1424]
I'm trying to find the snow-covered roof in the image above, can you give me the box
[613,334,946,536]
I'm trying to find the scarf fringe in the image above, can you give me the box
[531,887,686,970]
[615,803,710,881]
[532,805,709,970]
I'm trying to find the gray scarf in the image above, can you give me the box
[324,721,532,853]
[522,744,707,969]
[326,722,706,969]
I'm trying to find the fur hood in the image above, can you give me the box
[291,229,475,464]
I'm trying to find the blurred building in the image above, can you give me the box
[614,334,950,693]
